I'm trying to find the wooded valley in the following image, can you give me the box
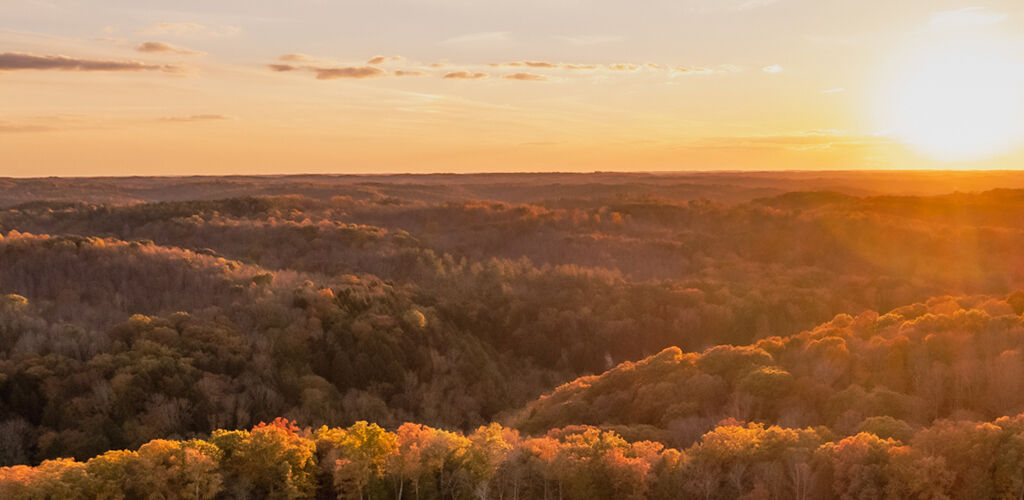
[3,172,1024,498]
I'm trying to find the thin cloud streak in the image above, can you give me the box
[136,42,203,55]
[159,114,232,122]
[0,52,182,73]
[556,35,623,46]
[442,31,510,44]
[313,66,386,79]
[443,71,489,79]
[930,7,1007,30]
[691,130,894,152]
[138,22,241,38]
[502,72,548,81]
[367,55,404,64]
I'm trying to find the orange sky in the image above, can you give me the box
[1,0,1023,176]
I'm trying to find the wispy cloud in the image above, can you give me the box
[492,61,557,68]
[442,31,510,44]
[694,130,892,152]
[367,55,404,65]
[489,61,726,74]
[267,64,298,72]
[502,72,548,81]
[930,7,1007,30]
[0,52,181,73]
[267,55,412,80]
[0,121,54,133]
[762,64,783,73]
[0,115,91,133]
[733,0,782,11]
[159,114,232,122]
[443,71,489,79]
[491,61,600,70]
[136,42,203,56]
[555,35,623,46]
[671,66,717,75]
[267,52,741,83]
[313,66,386,79]
[280,54,312,62]
[138,22,241,38]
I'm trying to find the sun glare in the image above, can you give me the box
[885,43,1024,162]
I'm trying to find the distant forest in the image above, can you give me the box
[4,173,1024,498]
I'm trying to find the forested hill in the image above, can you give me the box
[513,293,1024,446]
[7,170,1024,206]
[6,176,1024,497]
[7,294,1024,498]
[0,231,555,464]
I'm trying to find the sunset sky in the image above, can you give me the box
[2,0,1024,176]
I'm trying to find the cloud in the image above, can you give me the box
[367,55,404,65]
[0,52,181,73]
[502,72,548,81]
[313,66,386,79]
[0,121,54,133]
[762,64,783,73]
[442,71,488,79]
[556,35,623,46]
[930,7,1007,30]
[687,0,782,13]
[733,0,782,11]
[267,58,402,80]
[489,61,727,74]
[492,61,557,68]
[0,115,91,133]
[280,54,312,62]
[139,22,241,38]
[671,66,716,74]
[491,61,600,70]
[136,42,203,55]
[821,87,846,94]
[694,130,891,152]
[267,52,736,83]
[159,114,232,122]
[442,31,510,44]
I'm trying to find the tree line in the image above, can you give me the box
[6,413,1024,499]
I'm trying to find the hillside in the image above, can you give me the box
[512,293,1024,446]
[0,232,548,464]
[4,175,1024,498]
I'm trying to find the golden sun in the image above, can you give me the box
[885,43,1024,162]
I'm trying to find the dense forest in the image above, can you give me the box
[4,173,1024,498]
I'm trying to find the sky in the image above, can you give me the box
[1,0,1024,176]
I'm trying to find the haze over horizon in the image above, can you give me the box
[3,0,1024,176]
